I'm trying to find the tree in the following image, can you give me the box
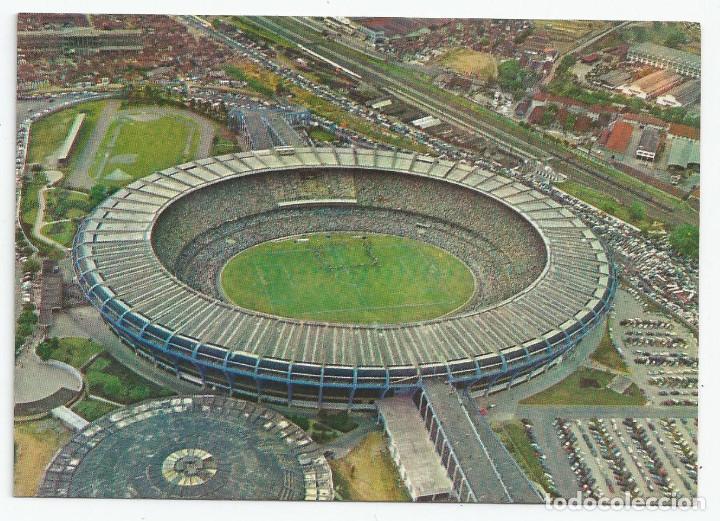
[497,59,536,100]
[23,258,41,275]
[665,31,688,49]
[36,338,59,361]
[629,201,647,222]
[559,54,576,72]
[89,184,118,207]
[669,224,699,259]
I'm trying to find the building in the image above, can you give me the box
[365,97,393,110]
[667,136,700,170]
[228,107,310,150]
[580,52,600,64]
[17,27,143,55]
[628,42,700,78]
[515,98,531,117]
[656,79,701,107]
[668,122,700,140]
[594,70,633,89]
[527,105,545,125]
[605,120,634,156]
[377,395,454,501]
[357,25,387,45]
[56,113,85,167]
[622,69,684,100]
[636,127,661,161]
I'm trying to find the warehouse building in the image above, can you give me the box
[628,42,700,78]
[656,79,701,107]
[594,70,633,89]
[636,127,661,161]
[667,136,700,170]
[622,69,684,100]
[605,120,634,157]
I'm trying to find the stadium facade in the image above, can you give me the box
[73,147,616,408]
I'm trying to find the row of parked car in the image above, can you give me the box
[554,418,600,499]
[518,418,559,497]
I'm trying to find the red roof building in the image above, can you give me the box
[528,105,546,125]
[605,121,634,154]
[668,123,700,140]
[581,53,600,64]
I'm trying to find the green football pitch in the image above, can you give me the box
[220,233,476,324]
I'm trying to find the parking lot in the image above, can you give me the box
[555,416,697,502]
[610,287,698,407]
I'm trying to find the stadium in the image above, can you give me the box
[72,146,616,408]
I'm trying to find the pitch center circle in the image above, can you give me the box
[219,232,477,325]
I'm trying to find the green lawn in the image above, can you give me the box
[90,113,200,186]
[494,420,556,496]
[37,337,103,369]
[41,221,77,247]
[72,398,119,422]
[590,322,629,373]
[44,188,92,221]
[221,233,476,324]
[19,171,47,229]
[308,127,336,142]
[211,136,241,156]
[556,180,651,229]
[329,431,411,502]
[26,100,106,167]
[85,353,175,404]
[520,367,646,406]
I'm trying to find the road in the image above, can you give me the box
[517,405,697,420]
[32,170,68,251]
[540,21,632,86]
[64,99,120,190]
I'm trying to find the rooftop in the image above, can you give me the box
[629,42,700,68]
[421,381,542,504]
[377,395,453,500]
[605,121,634,154]
[637,127,661,154]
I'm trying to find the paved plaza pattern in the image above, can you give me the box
[38,395,333,500]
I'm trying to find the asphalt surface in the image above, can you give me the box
[64,99,120,190]
[49,305,199,395]
[14,334,82,405]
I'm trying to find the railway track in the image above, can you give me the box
[247,16,695,225]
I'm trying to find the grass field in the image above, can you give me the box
[308,127,336,142]
[41,221,76,247]
[556,180,652,230]
[520,367,646,406]
[85,353,175,404]
[221,233,475,324]
[329,431,411,502]
[37,337,104,369]
[72,398,120,422]
[494,420,556,496]
[26,100,106,168]
[14,418,72,496]
[590,321,629,373]
[436,47,498,80]
[90,113,200,186]
[45,188,91,221]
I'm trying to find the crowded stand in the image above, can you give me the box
[73,148,613,405]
